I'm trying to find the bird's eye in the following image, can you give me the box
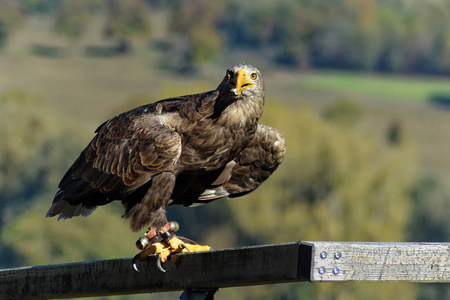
[227,71,234,79]
[250,72,257,80]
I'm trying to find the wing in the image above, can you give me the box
[224,124,286,197]
[47,105,182,219]
[174,124,286,206]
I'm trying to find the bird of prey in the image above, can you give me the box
[47,63,286,266]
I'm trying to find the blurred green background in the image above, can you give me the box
[1,0,449,299]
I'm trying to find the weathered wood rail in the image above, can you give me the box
[0,241,449,299]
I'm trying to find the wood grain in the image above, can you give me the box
[302,241,450,282]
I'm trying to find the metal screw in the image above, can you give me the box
[318,267,326,275]
[320,251,328,259]
[332,267,340,275]
[334,252,342,259]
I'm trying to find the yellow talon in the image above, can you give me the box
[138,241,164,260]
[133,222,212,272]
[181,243,211,253]
[167,237,211,254]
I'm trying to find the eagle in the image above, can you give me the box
[47,63,286,265]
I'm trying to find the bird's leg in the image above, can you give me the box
[133,221,211,272]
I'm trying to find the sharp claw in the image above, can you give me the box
[181,243,191,252]
[156,255,166,272]
[132,254,141,272]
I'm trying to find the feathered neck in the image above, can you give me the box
[213,86,265,130]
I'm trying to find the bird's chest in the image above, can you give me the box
[177,123,254,173]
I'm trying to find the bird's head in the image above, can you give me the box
[218,63,265,98]
[213,63,265,126]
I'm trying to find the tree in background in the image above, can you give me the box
[168,0,223,72]
[219,0,450,74]
[19,0,59,14]
[0,92,55,219]
[104,0,151,53]
[0,0,24,49]
[0,91,89,267]
[408,174,450,300]
[53,0,91,46]
[0,91,89,223]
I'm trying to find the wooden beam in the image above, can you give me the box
[300,241,450,282]
[0,242,303,300]
[0,241,449,299]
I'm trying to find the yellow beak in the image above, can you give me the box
[235,69,254,94]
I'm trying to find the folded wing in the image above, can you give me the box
[47,109,182,219]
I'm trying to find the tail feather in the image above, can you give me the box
[46,191,97,220]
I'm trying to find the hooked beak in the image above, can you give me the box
[234,69,254,94]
